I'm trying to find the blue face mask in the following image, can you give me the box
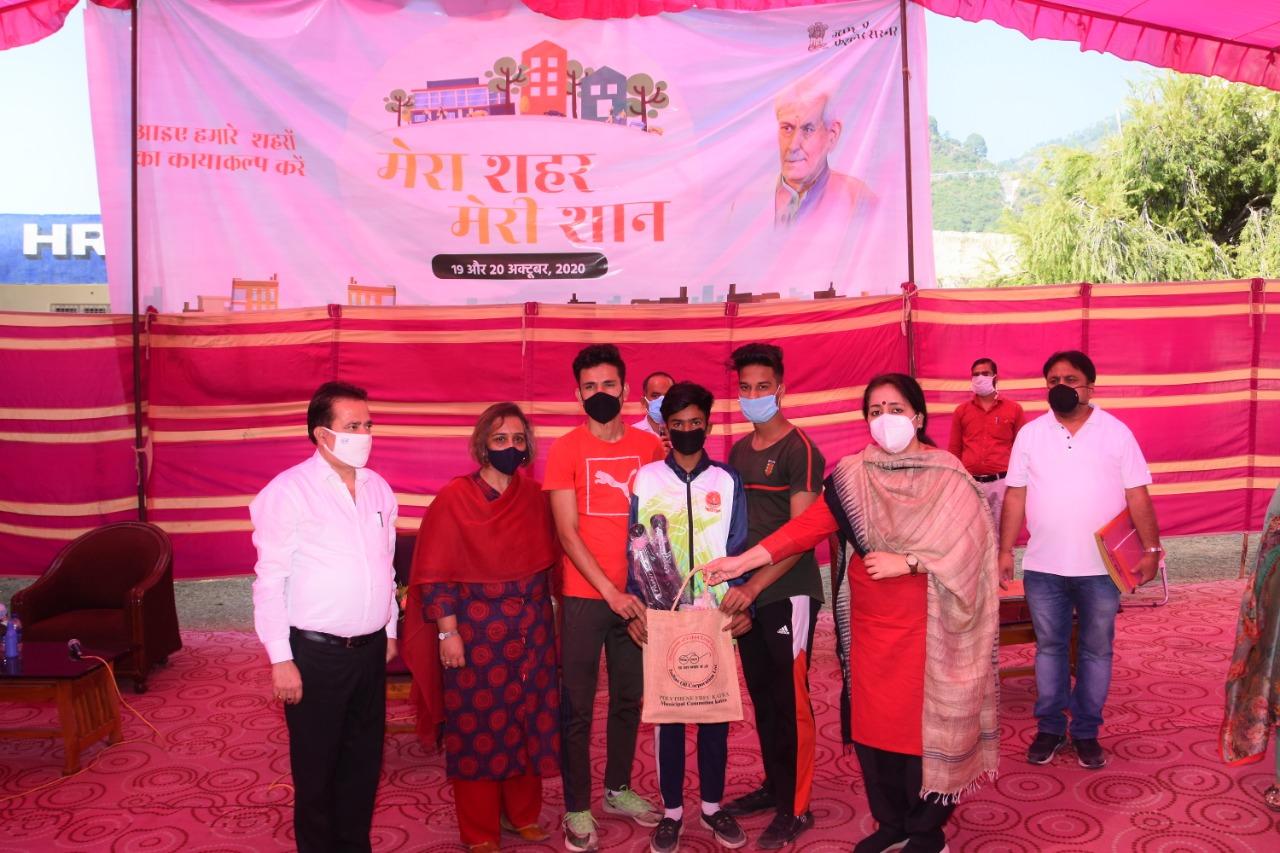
[647,395,665,423]
[738,393,780,424]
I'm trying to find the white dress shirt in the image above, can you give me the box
[250,451,399,663]
[1006,407,1152,577]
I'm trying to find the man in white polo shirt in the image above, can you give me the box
[998,350,1161,770]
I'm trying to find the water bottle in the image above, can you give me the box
[628,524,679,610]
[650,514,693,606]
[3,617,18,660]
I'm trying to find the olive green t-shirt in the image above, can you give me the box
[728,427,825,607]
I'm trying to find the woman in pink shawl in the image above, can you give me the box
[703,374,999,853]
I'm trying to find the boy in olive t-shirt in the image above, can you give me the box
[719,343,825,850]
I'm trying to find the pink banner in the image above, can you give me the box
[85,0,931,312]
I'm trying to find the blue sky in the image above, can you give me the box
[0,6,1153,215]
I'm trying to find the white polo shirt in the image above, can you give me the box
[632,416,658,435]
[1006,407,1152,577]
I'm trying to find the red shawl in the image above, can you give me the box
[400,471,559,746]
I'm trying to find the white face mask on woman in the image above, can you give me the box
[323,428,373,468]
[869,413,916,454]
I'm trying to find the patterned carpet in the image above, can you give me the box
[1,579,1277,851]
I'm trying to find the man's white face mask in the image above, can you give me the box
[971,375,995,396]
[323,428,372,468]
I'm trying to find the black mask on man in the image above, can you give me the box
[1048,384,1080,415]
[582,391,622,424]
[487,447,528,475]
[669,428,706,456]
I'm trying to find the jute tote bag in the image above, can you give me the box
[641,573,745,724]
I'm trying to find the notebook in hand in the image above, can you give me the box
[1094,508,1148,594]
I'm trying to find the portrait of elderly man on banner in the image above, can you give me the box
[773,81,875,229]
[711,43,918,299]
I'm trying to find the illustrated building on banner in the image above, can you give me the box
[580,66,627,122]
[409,78,512,122]
[184,275,279,313]
[522,40,568,115]
[348,278,397,306]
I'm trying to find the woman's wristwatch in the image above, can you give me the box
[437,630,459,641]
[906,554,921,575]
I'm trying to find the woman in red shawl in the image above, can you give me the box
[403,403,561,852]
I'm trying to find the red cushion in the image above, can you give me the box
[23,610,127,645]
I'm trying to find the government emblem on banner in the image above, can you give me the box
[807,22,829,52]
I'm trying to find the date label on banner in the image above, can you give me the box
[433,253,607,280]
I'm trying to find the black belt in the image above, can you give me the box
[290,627,385,648]
[974,472,1007,483]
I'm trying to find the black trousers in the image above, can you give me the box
[656,722,729,809]
[559,596,643,812]
[737,595,819,815]
[853,741,955,853]
[284,630,387,853]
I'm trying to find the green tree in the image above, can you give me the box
[484,57,528,106]
[963,132,988,160]
[565,60,593,119]
[1002,73,1280,284]
[930,117,1006,231]
[625,73,669,131]
[383,89,411,127]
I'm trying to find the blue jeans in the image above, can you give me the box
[1023,570,1121,740]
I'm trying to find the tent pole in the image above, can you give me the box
[898,0,917,376]
[130,0,147,521]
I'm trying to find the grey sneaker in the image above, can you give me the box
[562,810,598,852]
[1026,732,1067,765]
[1074,737,1108,769]
[604,786,660,827]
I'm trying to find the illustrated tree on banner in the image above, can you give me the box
[485,57,528,106]
[626,73,669,132]
[565,59,593,120]
[383,89,412,126]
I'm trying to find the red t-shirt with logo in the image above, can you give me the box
[543,424,665,599]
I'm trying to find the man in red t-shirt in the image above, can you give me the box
[948,357,1026,533]
[543,344,665,852]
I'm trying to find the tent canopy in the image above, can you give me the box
[527,1,1280,90]
[4,1,1280,91]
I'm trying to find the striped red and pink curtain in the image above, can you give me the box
[3,281,1275,578]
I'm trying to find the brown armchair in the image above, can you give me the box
[11,522,181,692]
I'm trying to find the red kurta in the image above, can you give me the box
[761,498,927,755]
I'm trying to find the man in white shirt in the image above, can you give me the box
[251,381,399,853]
[633,371,674,440]
[999,351,1160,771]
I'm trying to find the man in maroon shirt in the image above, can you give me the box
[948,357,1026,533]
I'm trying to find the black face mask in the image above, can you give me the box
[1048,384,1081,415]
[669,428,706,456]
[582,390,622,424]
[487,446,528,475]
